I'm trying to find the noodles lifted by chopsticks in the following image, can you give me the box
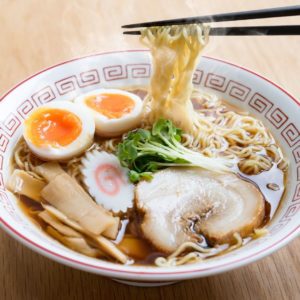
[141,24,210,133]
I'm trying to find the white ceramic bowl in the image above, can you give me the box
[0,50,299,287]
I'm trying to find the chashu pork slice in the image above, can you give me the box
[135,168,265,253]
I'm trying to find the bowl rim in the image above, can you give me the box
[0,49,299,280]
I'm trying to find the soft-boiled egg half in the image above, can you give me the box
[23,101,95,161]
[75,89,143,137]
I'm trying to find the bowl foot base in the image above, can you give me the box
[112,278,178,287]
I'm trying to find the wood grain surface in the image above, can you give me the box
[0,1,299,299]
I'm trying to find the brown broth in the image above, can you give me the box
[240,164,285,220]
[14,91,287,265]
[18,161,284,265]
[18,196,44,229]
[18,194,166,264]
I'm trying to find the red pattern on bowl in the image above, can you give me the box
[0,50,299,284]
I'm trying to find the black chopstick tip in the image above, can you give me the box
[122,5,300,29]
[123,30,141,35]
[123,25,300,36]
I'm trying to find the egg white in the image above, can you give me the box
[75,89,143,137]
[23,101,95,161]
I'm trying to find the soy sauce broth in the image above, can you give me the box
[18,160,285,265]
[19,194,166,264]
[241,164,285,220]
[15,90,287,265]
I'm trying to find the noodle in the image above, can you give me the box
[141,24,210,132]
[11,87,284,266]
[155,252,202,267]
[13,140,44,180]
[252,227,268,239]
[181,92,283,174]
[140,23,284,175]
[9,20,288,267]
[101,137,121,153]
[238,155,272,175]
[155,233,243,267]
[13,88,287,182]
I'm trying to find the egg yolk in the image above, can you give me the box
[85,93,135,119]
[25,108,82,147]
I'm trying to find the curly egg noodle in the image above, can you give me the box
[13,87,287,179]
[13,86,283,266]
[139,24,287,175]
[11,24,287,267]
[140,24,210,133]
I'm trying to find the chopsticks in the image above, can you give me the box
[122,5,300,36]
[124,25,300,36]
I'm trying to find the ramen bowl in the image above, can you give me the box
[0,50,299,286]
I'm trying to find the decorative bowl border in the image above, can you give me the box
[0,50,299,282]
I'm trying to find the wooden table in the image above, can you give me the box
[0,1,299,299]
